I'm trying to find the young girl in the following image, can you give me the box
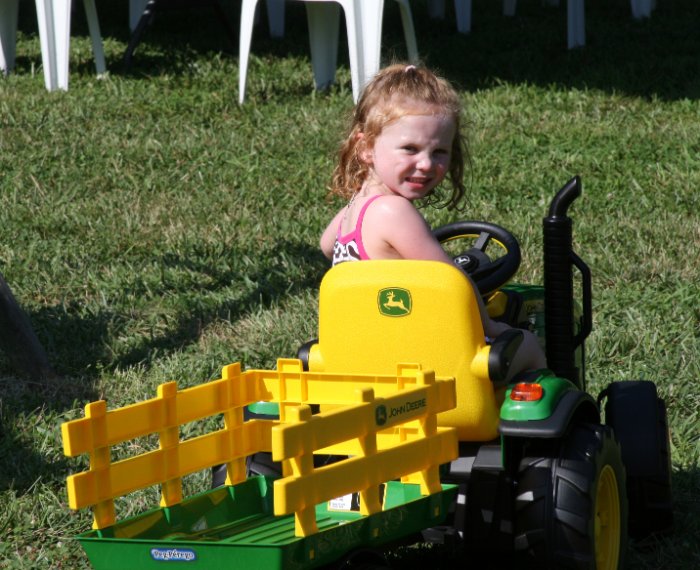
[320,63,546,375]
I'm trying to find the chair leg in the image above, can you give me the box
[356,0,383,98]
[630,0,652,19]
[239,0,260,103]
[265,0,285,38]
[306,2,340,91]
[82,0,105,75]
[35,0,70,90]
[130,0,148,31]
[0,0,20,73]
[503,0,516,17]
[123,0,158,69]
[455,0,472,34]
[395,0,418,63]
[427,0,445,19]
[567,0,584,49]
[333,0,361,102]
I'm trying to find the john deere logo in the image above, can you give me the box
[378,288,412,317]
[375,405,387,426]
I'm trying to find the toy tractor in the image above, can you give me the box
[292,175,673,568]
[61,177,672,570]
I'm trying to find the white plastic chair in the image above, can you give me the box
[428,0,657,48]
[238,0,419,104]
[427,0,471,33]
[427,0,583,48]
[0,0,105,90]
[630,0,655,19]
[541,0,656,22]
[0,0,20,73]
[428,0,584,49]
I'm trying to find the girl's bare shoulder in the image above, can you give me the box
[366,194,425,222]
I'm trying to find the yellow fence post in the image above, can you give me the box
[222,363,247,485]
[415,370,441,496]
[356,387,381,517]
[276,359,307,479]
[157,382,182,507]
[288,405,317,537]
[85,400,115,529]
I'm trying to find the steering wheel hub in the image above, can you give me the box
[433,220,521,294]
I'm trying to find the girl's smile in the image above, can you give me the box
[362,112,456,201]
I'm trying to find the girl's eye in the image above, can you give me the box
[402,146,418,153]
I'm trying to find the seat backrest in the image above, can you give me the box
[308,260,502,441]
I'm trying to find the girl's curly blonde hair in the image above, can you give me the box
[330,63,469,210]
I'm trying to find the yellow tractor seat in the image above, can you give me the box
[306,260,519,442]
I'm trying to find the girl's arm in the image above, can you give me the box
[320,209,345,259]
[368,197,455,262]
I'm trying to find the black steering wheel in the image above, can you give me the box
[432,221,521,295]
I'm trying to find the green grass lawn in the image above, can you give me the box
[1,0,699,567]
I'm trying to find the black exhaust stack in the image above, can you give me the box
[543,176,592,390]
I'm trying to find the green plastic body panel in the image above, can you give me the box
[497,283,585,387]
[76,476,457,570]
[247,401,280,416]
[500,373,577,422]
[497,284,545,337]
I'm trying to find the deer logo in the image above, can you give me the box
[378,288,412,317]
[375,405,388,426]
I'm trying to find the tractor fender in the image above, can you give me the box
[499,389,599,438]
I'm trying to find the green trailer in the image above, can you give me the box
[73,477,456,570]
[62,361,460,569]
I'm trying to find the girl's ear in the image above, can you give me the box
[357,132,373,164]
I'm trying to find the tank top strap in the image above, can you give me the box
[336,194,383,239]
[355,194,383,230]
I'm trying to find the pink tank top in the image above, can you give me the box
[332,195,382,266]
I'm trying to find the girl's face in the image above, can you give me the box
[362,112,456,201]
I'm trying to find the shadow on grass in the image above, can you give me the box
[110,240,328,370]
[15,240,327,381]
[0,377,79,492]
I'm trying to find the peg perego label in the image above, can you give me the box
[150,548,197,562]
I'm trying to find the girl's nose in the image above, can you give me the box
[416,154,433,170]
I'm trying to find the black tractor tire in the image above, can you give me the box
[514,424,628,570]
[602,380,673,538]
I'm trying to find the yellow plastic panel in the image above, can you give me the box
[65,420,274,511]
[61,362,274,529]
[251,359,455,410]
[62,357,458,534]
[271,383,453,461]
[312,260,501,441]
[273,430,456,525]
[268,365,458,537]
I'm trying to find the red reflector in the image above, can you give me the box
[510,383,544,402]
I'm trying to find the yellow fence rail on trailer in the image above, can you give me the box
[61,358,458,536]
